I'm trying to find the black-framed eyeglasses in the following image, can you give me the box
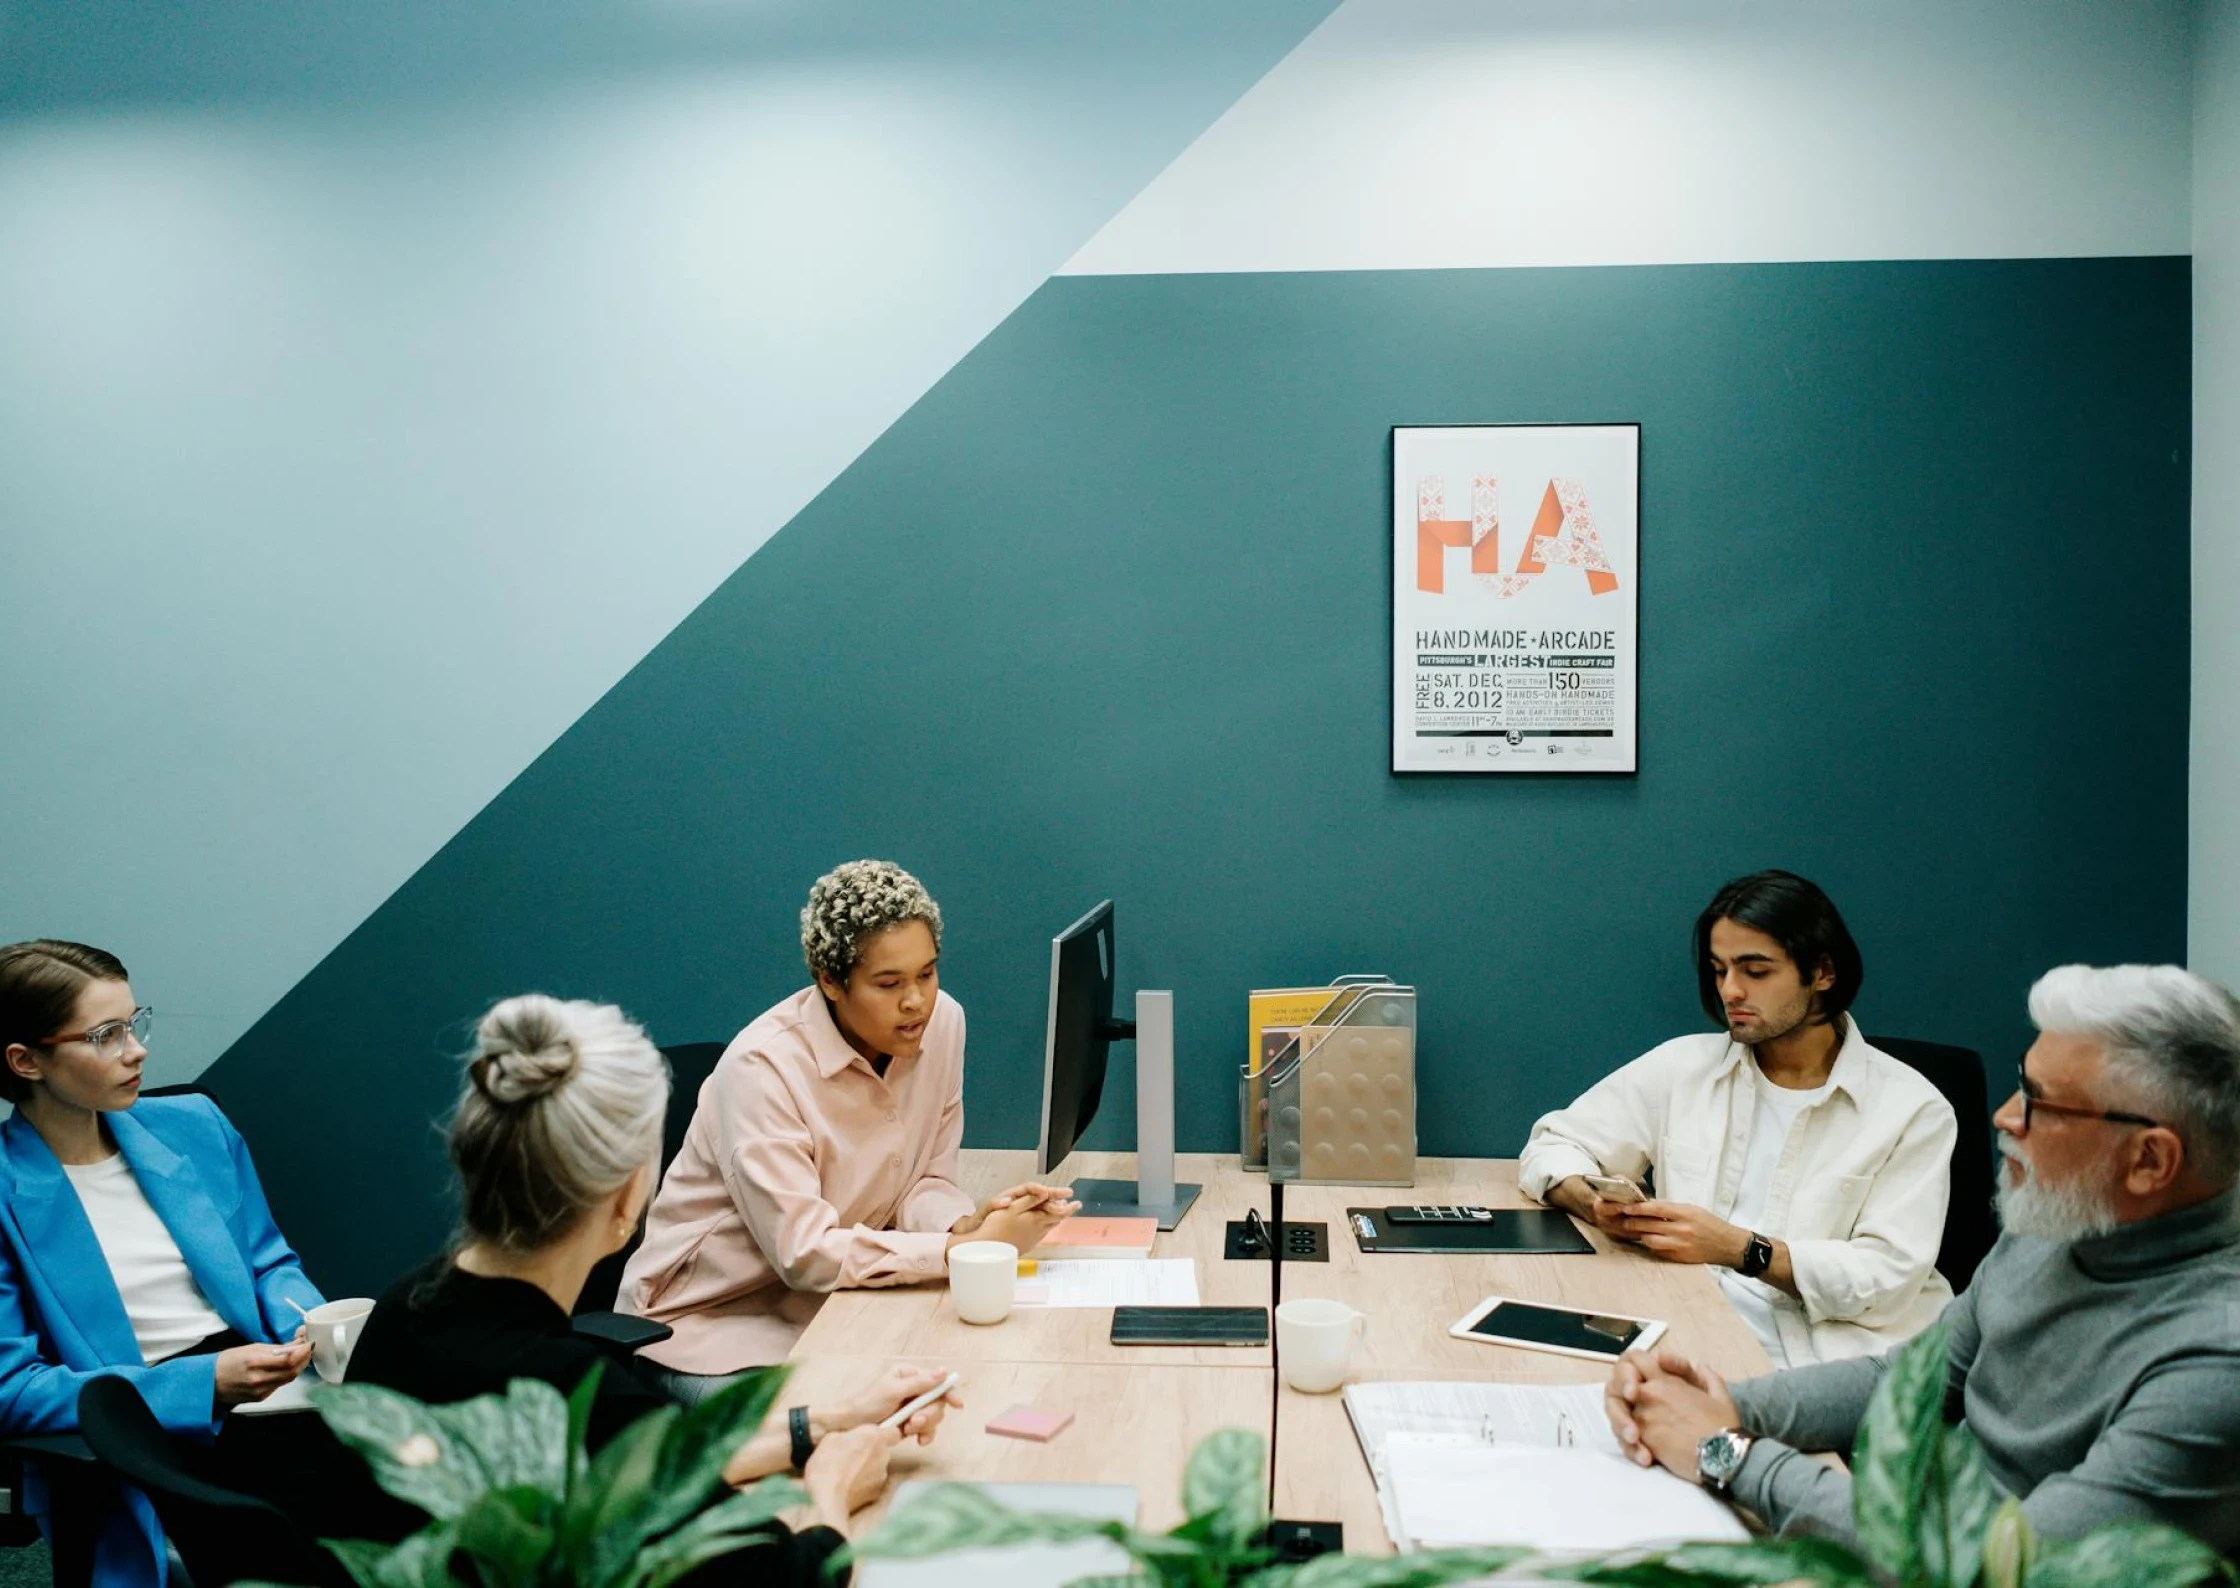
[2014,1061,2161,1135]
[38,1007,153,1059]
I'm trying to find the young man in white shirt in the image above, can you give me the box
[1519,870,1957,1365]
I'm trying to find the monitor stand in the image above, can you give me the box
[1064,990,1201,1230]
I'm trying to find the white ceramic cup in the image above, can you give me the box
[947,1240,1018,1325]
[305,1297,377,1383]
[1276,1298,1367,1393]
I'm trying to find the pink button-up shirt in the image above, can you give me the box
[618,986,975,1373]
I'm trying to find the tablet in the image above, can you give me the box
[1447,1295,1667,1362]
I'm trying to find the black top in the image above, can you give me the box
[350,1255,845,1585]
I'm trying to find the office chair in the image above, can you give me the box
[1867,1035,1999,1293]
[75,1377,355,1588]
[571,1040,727,1349]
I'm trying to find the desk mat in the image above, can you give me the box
[1346,1207,1594,1255]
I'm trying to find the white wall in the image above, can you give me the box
[0,10,1331,1081]
[2196,0,2240,983]
[1066,0,2193,274]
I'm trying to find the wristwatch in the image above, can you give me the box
[788,1405,816,1472]
[1696,1427,1755,1495]
[1739,1231,1774,1279]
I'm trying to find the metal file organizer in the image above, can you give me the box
[1255,977,1417,1186]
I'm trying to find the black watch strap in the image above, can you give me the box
[789,1405,815,1472]
[1740,1231,1774,1279]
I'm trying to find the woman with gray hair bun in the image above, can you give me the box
[620,860,1079,1392]
[348,995,961,1580]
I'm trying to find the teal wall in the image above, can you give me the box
[207,258,2191,1294]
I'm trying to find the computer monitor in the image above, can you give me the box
[1038,900,1118,1175]
[1036,900,1200,1229]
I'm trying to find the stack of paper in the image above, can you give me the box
[1013,1258,1198,1308]
[1343,1381,1746,1553]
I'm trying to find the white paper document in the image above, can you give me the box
[1012,1258,1198,1308]
[1342,1378,1619,1464]
[1384,1437,1748,1552]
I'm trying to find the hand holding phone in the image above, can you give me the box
[1582,1174,1645,1205]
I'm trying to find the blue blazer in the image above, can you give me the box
[0,1094,323,1588]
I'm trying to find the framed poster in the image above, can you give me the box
[1391,423,1639,775]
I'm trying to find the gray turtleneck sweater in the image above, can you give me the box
[1728,1187,2240,1550]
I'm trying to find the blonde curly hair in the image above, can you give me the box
[802,860,944,984]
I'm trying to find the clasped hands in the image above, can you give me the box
[1603,1348,1742,1483]
[947,1181,1079,1253]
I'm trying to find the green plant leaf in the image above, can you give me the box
[452,1485,554,1582]
[437,1378,572,1499]
[850,1482,1134,1561]
[315,1382,487,1521]
[573,1406,683,1583]
[635,1365,791,1543]
[623,1479,810,1588]
[1851,1320,1953,1582]
[1536,1536,1880,1585]
[2025,1521,2237,1588]
[321,1522,467,1588]
[1932,1421,2004,1588]
[1179,1428,1268,1552]
[563,1362,602,1501]
[1279,1543,1532,1586]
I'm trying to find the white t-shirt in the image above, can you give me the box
[1717,1066,1836,1366]
[63,1153,232,1365]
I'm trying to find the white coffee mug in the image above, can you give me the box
[947,1240,1018,1325]
[1275,1298,1367,1393]
[305,1297,377,1383]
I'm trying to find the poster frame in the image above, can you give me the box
[1388,420,1642,778]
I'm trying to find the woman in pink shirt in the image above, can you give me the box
[620,860,1077,1393]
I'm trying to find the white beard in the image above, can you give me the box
[1995,1141,2119,1242]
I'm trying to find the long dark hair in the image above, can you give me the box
[1692,872,1862,1028]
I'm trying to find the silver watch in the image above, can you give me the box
[1696,1427,1755,1495]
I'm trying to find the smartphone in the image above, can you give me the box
[1447,1295,1667,1362]
[1110,1306,1269,1346]
[1581,1174,1645,1205]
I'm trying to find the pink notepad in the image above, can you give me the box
[986,1405,1075,1442]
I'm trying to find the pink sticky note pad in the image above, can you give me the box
[986,1404,1074,1442]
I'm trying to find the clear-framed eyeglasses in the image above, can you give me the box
[39,1006,154,1059]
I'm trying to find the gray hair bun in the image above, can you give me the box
[470,994,583,1105]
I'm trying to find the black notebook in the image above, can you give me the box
[1346,1207,1594,1255]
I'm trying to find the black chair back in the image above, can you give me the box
[1867,1035,1998,1293]
[576,1041,729,1315]
[75,1377,348,1588]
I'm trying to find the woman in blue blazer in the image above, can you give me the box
[0,940,324,1588]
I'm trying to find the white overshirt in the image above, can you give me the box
[1517,1019,1957,1365]
[63,1152,231,1365]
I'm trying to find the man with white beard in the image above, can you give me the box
[1602,963,2240,1551]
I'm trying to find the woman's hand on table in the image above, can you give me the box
[948,1183,1079,1254]
[816,1364,962,1446]
[802,1423,902,1533]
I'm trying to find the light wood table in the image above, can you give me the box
[791,1149,1280,1367]
[1270,1160,1774,1551]
[780,1353,1273,1534]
